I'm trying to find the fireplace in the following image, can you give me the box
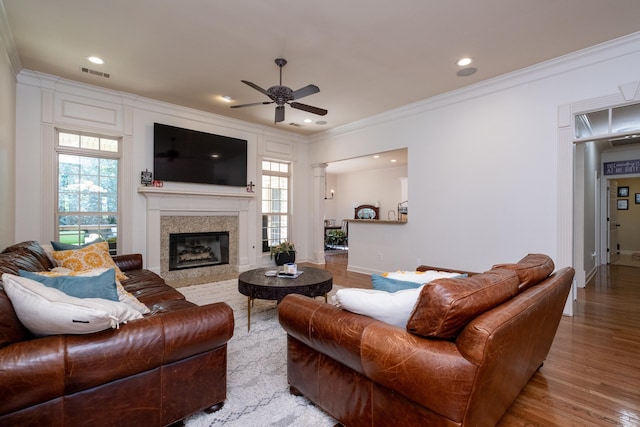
[169,232,229,271]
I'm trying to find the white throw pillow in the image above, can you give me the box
[2,273,143,336]
[384,270,462,283]
[335,286,424,327]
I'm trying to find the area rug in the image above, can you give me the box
[179,279,339,427]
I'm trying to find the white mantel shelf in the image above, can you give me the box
[137,186,255,199]
[138,186,253,275]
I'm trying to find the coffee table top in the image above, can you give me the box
[238,266,333,302]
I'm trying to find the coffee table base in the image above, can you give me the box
[246,293,328,332]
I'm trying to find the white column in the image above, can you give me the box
[312,163,328,264]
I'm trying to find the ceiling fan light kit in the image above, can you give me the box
[231,58,328,123]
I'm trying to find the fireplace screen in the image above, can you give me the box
[169,231,229,271]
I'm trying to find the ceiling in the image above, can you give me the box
[3,1,640,136]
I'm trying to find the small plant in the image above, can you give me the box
[326,230,346,246]
[270,241,296,259]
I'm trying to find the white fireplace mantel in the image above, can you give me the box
[138,186,254,274]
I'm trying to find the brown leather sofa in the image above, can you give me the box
[279,254,574,427]
[0,241,234,427]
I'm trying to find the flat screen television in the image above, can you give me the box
[153,123,247,187]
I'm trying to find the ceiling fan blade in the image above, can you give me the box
[290,102,328,116]
[241,80,272,98]
[292,84,320,100]
[275,106,285,123]
[230,101,273,109]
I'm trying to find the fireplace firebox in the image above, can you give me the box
[169,232,229,271]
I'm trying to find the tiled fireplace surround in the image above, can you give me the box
[139,187,252,287]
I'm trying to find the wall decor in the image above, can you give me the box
[604,160,640,176]
[617,199,628,210]
[617,186,629,197]
[635,193,640,204]
[141,169,152,186]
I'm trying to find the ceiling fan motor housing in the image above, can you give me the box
[268,86,294,106]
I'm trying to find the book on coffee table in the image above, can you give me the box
[277,271,304,279]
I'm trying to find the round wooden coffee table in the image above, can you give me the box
[238,266,333,331]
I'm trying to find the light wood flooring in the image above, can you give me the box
[303,252,640,426]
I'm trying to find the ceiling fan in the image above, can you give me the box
[231,58,328,123]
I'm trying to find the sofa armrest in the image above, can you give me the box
[279,294,378,375]
[112,254,143,271]
[279,294,477,421]
[64,302,234,394]
[0,336,66,416]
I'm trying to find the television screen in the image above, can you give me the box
[153,123,247,186]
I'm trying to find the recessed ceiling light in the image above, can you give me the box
[373,155,380,159]
[87,56,104,65]
[457,57,473,67]
[457,67,477,77]
[391,159,397,163]
[303,118,312,123]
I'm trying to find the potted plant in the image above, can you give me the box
[270,241,296,266]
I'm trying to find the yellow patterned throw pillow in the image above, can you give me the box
[52,241,128,281]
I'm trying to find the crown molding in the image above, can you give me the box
[310,31,640,143]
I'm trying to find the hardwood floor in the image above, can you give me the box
[304,253,640,426]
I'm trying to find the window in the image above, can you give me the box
[261,160,290,252]
[56,130,120,254]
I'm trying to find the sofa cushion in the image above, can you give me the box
[336,286,424,327]
[19,269,119,301]
[2,273,142,336]
[492,254,554,292]
[1,241,56,271]
[52,241,128,281]
[372,270,464,293]
[406,269,519,339]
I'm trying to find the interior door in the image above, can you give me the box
[608,180,619,264]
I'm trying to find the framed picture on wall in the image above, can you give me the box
[618,186,629,197]
[635,193,640,204]
[618,199,629,210]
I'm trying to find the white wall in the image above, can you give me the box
[326,166,407,224]
[0,18,16,249]
[14,71,309,268]
[309,33,640,273]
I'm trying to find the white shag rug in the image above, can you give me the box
[179,279,339,427]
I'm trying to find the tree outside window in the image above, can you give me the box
[56,131,120,254]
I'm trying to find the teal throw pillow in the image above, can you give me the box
[371,274,423,293]
[50,238,105,251]
[19,268,119,301]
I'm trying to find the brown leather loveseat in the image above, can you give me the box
[0,241,234,426]
[279,254,574,427]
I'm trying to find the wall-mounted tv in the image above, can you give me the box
[153,123,247,187]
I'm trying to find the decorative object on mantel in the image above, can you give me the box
[270,241,296,266]
[140,169,152,186]
[152,180,163,188]
[246,181,255,193]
